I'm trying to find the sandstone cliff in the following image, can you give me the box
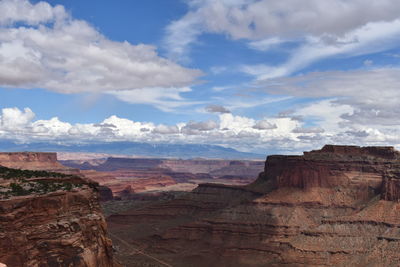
[107,145,400,267]
[0,152,79,174]
[0,164,116,266]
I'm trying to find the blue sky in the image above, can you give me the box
[1,0,400,154]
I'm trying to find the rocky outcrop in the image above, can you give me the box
[0,165,116,267]
[0,152,79,174]
[263,145,400,200]
[97,185,114,201]
[107,145,400,267]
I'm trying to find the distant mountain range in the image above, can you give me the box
[0,141,265,159]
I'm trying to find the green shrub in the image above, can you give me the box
[10,183,28,196]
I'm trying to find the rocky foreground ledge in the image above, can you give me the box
[0,154,117,267]
[108,145,400,267]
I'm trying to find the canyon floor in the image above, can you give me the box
[61,155,265,266]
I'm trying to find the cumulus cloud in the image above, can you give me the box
[153,124,180,135]
[0,0,66,26]
[0,0,201,95]
[183,120,218,131]
[253,120,277,130]
[1,106,398,154]
[205,104,230,114]
[0,107,35,130]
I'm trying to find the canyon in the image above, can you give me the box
[0,153,117,267]
[106,145,400,266]
[2,145,400,266]
[61,157,264,199]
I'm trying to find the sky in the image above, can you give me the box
[0,0,400,154]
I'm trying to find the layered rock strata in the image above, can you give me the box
[62,157,264,198]
[0,152,79,174]
[0,165,116,267]
[107,145,400,267]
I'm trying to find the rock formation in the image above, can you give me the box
[107,145,400,267]
[0,155,117,266]
[62,157,264,197]
[0,152,79,174]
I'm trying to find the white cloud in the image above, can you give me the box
[253,120,277,130]
[245,68,400,150]
[295,100,353,133]
[108,87,203,112]
[165,0,400,61]
[253,19,400,80]
[0,107,34,130]
[153,124,180,135]
[1,106,398,153]
[223,95,291,111]
[292,126,324,134]
[261,68,400,127]
[205,104,230,114]
[0,0,66,26]
[248,37,285,51]
[183,120,218,131]
[164,11,203,62]
[0,0,201,95]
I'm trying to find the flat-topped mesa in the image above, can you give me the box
[262,145,400,200]
[305,144,400,160]
[0,152,57,162]
[0,152,77,174]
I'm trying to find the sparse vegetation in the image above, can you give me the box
[0,166,71,179]
[0,166,85,199]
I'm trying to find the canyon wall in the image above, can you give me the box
[0,153,116,267]
[107,145,400,267]
[61,157,264,198]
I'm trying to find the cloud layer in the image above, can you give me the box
[0,0,201,94]
[1,106,399,154]
[165,0,400,76]
[261,68,400,126]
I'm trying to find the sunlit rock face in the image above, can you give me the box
[264,145,400,199]
[0,160,116,267]
[107,145,400,267]
[0,152,79,174]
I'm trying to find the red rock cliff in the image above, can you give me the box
[0,163,117,266]
[263,145,400,200]
[106,145,400,267]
